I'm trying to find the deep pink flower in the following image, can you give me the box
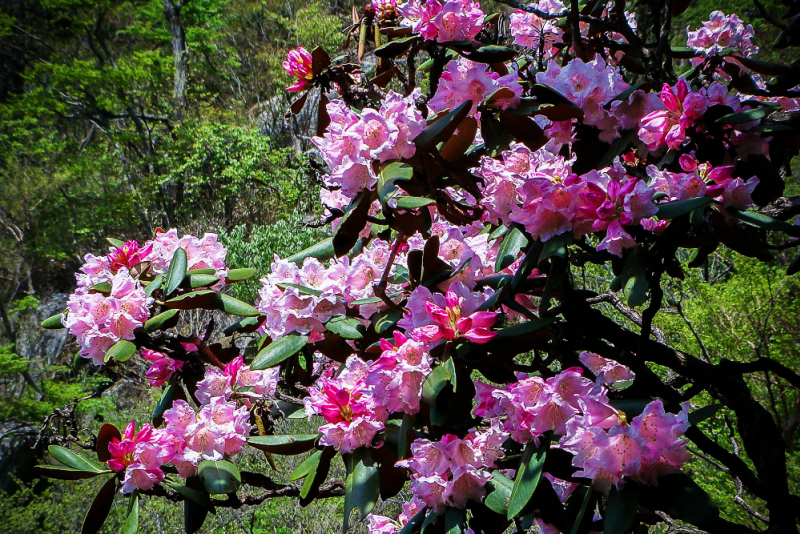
[283,47,314,91]
[412,289,497,343]
[142,349,184,387]
[638,79,708,151]
[107,240,151,273]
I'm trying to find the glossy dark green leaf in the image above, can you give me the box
[289,450,323,481]
[81,476,117,534]
[300,447,335,501]
[640,473,718,526]
[180,274,220,289]
[122,492,139,534]
[508,439,548,519]
[226,268,257,282]
[688,404,723,426]
[276,283,324,297]
[198,460,241,495]
[186,268,216,275]
[89,281,112,294]
[343,449,381,532]
[604,483,639,534]
[455,44,517,63]
[414,99,473,149]
[183,476,212,533]
[153,383,181,423]
[34,465,109,480]
[728,208,800,233]
[597,129,636,169]
[164,289,216,309]
[374,35,417,58]
[286,238,335,265]
[395,196,436,210]
[334,192,372,257]
[622,249,648,308]
[715,107,774,125]
[495,226,528,272]
[144,309,180,333]
[569,487,594,534]
[378,162,414,205]
[145,275,164,297]
[41,313,66,329]
[445,507,466,534]
[163,480,216,512]
[210,293,260,316]
[422,365,452,407]
[496,317,557,338]
[656,196,713,220]
[398,507,428,534]
[485,471,514,515]
[223,316,265,336]
[325,315,366,339]
[251,334,308,370]
[375,308,402,335]
[165,248,188,296]
[247,434,318,455]
[104,339,136,363]
[539,233,572,264]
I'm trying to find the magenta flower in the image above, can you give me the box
[107,240,151,273]
[413,289,497,343]
[142,349,184,387]
[638,79,708,151]
[283,47,314,92]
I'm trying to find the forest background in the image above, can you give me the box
[0,0,798,532]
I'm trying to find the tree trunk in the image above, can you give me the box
[162,0,189,123]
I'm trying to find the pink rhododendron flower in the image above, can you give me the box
[304,356,386,453]
[638,79,708,151]
[143,349,184,387]
[283,47,314,91]
[399,0,485,42]
[367,331,432,414]
[412,288,498,343]
[509,0,564,55]
[429,57,522,117]
[107,240,151,273]
[107,421,165,493]
[143,229,228,279]
[687,11,757,65]
[196,355,280,404]
[579,351,635,385]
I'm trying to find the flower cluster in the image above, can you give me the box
[508,0,564,55]
[429,57,522,117]
[144,228,228,279]
[578,351,635,386]
[398,0,485,42]
[412,288,498,343]
[687,11,757,63]
[638,79,709,151]
[367,499,426,534]
[304,356,387,453]
[535,55,635,142]
[283,47,314,91]
[367,332,432,414]
[395,424,508,510]
[400,282,493,334]
[64,271,151,365]
[562,400,691,492]
[107,422,165,493]
[195,355,281,404]
[142,349,185,387]
[313,90,424,198]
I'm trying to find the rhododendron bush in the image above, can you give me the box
[35,1,800,533]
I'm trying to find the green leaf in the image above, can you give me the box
[181,274,220,289]
[300,447,335,501]
[183,476,212,533]
[374,35,418,58]
[153,383,181,423]
[334,192,372,257]
[81,476,117,534]
[198,460,241,495]
[41,313,66,329]
[163,480,216,512]
[89,282,112,294]
[289,450,323,481]
[622,249,648,308]
[375,308,402,335]
[226,268,257,282]
[144,309,180,333]
[640,473,718,526]
[422,365,452,408]
[497,318,557,338]
[688,404,723,426]
[276,283,324,297]
[455,44,517,63]
[164,289,216,309]
[395,196,436,210]
[107,237,125,248]
[251,334,309,370]
[378,162,414,205]
[186,268,216,275]
[210,293,260,317]
[609,399,653,420]
[495,226,528,272]
[656,196,713,220]
[343,449,381,532]
[398,507,428,534]
[485,472,515,515]
[247,434,318,455]
[34,465,110,480]
[728,208,800,233]
[604,82,648,108]
[444,507,466,534]
[597,129,636,170]
[223,316,264,336]
[144,275,164,297]
[122,492,139,534]
[414,99,473,149]
[286,238,335,265]
[164,248,188,296]
[507,439,548,519]
[604,483,639,534]
[715,107,774,125]
[104,339,136,363]
[569,488,594,534]
[325,315,366,339]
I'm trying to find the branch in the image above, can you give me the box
[728,358,800,390]
[141,479,345,507]
[585,292,668,345]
